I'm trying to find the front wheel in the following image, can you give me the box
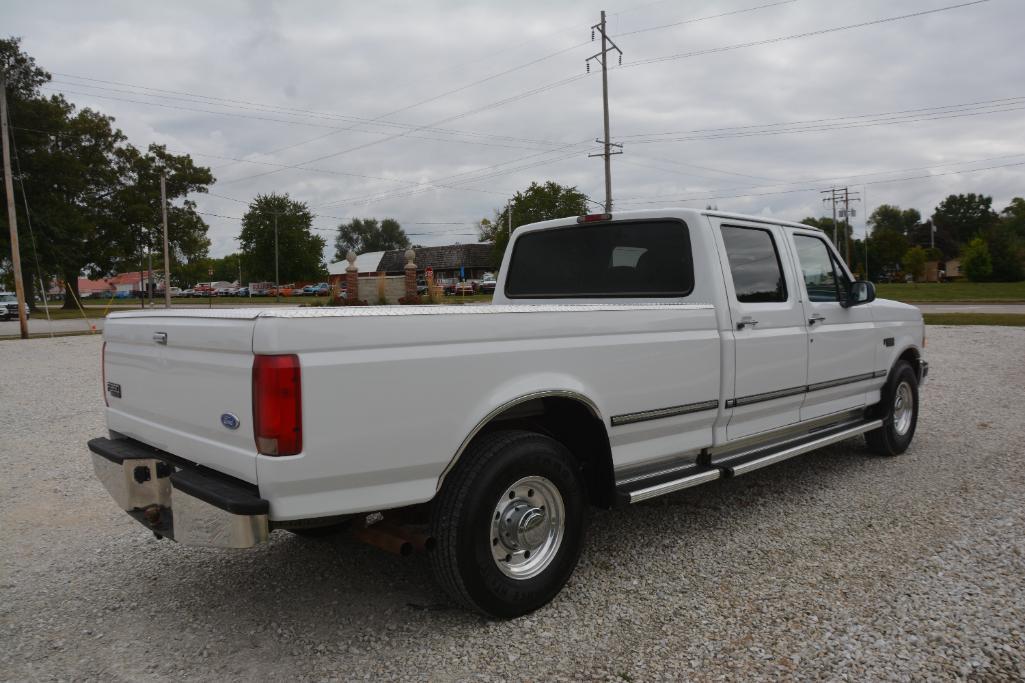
[866,360,919,456]
[429,430,587,618]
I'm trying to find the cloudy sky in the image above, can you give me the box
[7,0,1024,260]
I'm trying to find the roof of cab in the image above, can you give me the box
[513,208,821,235]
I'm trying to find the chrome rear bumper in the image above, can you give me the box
[88,437,269,549]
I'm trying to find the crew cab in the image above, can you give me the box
[88,209,926,618]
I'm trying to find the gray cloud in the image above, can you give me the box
[7,0,1023,260]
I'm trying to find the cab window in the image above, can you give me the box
[793,234,847,302]
[720,225,788,303]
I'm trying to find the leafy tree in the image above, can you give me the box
[334,218,409,259]
[108,144,214,283]
[983,222,1024,282]
[931,194,997,256]
[866,205,922,237]
[478,181,590,264]
[902,246,928,282]
[1000,197,1025,238]
[1,37,213,307]
[239,194,325,283]
[961,238,992,282]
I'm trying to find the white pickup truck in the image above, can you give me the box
[89,208,927,617]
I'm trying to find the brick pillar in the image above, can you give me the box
[345,250,359,304]
[404,248,417,303]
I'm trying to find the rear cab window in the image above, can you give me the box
[504,219,693,298]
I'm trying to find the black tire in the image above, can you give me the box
[429,429,587,618]
[865,360,919,456]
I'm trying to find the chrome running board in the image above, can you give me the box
[615,418,881,504]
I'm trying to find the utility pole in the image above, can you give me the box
[587,11,623,212]
[274,213,280,304]
[1,77,29,339]
[821,187,859,265]
[507,199,512,237]
[160,173,171,308]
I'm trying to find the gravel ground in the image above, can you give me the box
[2,327,1024,681]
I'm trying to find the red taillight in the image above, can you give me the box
[252,354,302,456]
[101,341,108,407]
[577,213,612,223]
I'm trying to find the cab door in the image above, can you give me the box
[712,219,808,441]
[787,230,877,421]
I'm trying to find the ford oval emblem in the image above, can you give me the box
[220,413,240,430]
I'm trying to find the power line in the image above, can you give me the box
[618,95,1025,140]
[613,158,1025,206]
[617,0,796,37]
[621,0,994,69]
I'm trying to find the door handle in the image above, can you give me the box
[808,314,826,325]
[736,317,759,330]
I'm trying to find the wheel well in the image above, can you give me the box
[472,396,616,508]
[898,347,921,380]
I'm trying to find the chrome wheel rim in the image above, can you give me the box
[490,476,565,580]
[893,381,914,436]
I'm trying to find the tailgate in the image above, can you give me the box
[102,312,259,484]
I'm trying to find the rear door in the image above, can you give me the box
[787,229,877,421]
[711,219,808,440]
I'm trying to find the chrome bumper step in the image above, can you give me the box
[616,418,882,504]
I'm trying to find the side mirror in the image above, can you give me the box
[845,280,876,307]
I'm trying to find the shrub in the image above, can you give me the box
[961,238,993,282]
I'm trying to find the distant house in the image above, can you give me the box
[327,243,496,287]
[77,277,115,297]
[377,243,495,280]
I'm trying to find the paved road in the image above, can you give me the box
[915,303,1025,314]
[2,328,1024,680]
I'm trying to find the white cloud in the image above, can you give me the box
[8,0,1023,257]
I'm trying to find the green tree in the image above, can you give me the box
[1000,197,1025,238]
[1,37,214,307]
[479,181,590,264]
[108,144,214,284]
[334,217,409,259]
[902,246,928,282]
[866,205,922,237]
[961,238,992,282]
[931,194,997,256]
[239,194,325,283]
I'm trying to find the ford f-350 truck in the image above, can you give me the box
[89,208,926,617]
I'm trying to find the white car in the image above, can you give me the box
[88,208,926,617]
[0,292,30,321]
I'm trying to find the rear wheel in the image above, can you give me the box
[429,430,587,618]
[866,360,919,456]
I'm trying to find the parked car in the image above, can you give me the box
[236,287,250,297]
[478,273,497,294]
[302,285,316,295]
[0,292,30,320]
[89,208,926,618]
[453,281,475,296]
[291,288,305,296]
[314,283,330,295]
[416,277,428,295]
[180,289,195,298]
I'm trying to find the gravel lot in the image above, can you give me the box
[2,327,1024,681]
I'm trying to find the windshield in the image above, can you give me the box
[0,294,18,302]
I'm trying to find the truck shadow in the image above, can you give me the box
[135,437,889,634]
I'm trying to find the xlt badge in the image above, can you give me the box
[106,382,122,399]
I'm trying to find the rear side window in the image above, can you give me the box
[504,220,693,298]
[720,225,788,303]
